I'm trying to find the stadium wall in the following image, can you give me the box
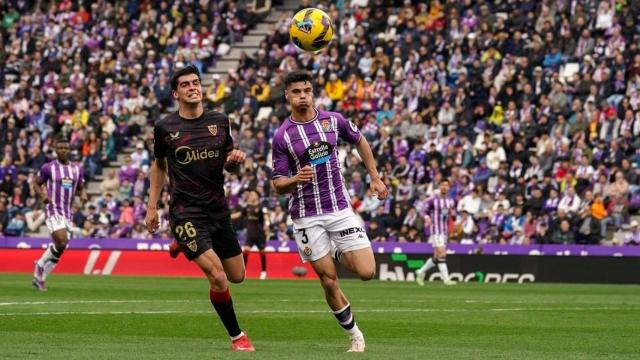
[2,237,640,283]
[338,253,640,284]
[0,250,317,280]
[3,237,640,256]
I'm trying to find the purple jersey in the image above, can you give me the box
[422,195,456,236]
[38,160,84,220]
[271,109,361,219]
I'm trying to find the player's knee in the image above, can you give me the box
[54,237,69,247]
[52,229,68,242]
[320,274,339,290]
[207,269,229,288]
[227,270,245,284]
[358,268,376,281]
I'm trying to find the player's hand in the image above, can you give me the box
[226,149,246,165]
[295,165,314,184]
[80,192,89,204]
[370,177,389,200]
[424,215,432,226]
[145,207,160,234]
[43,196,51,204]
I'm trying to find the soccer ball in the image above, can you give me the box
[289,8,334,52]
[292,266,308,277]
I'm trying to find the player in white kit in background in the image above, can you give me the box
[271,70,389,352]
[32,136,88,291]
[416,179,457,286]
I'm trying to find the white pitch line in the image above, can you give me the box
[0,310,201,316]
[1,307,639,317]
[0,300,194,306]
[2,298,639,307]
[464,299,564,304]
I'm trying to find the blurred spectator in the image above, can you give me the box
[99,169,120,197]
[550,220,576,244]
[131,142,150,170]
[622,221,640,245]
[119,155,138,184]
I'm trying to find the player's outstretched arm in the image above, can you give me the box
[355,137,389,200]
[272,165,314,195]
[145,158,167,233]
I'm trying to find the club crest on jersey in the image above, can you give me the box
[186,239,197,252]
[169,131,180,140]
[303,246,312,256]
[208,125,218,136]
[305,141,333,166]
[321,119,332,131]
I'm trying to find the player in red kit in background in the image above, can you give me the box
[145,65,254,352]
[231,190,269,279]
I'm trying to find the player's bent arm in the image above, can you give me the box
[33,178,50,203]
[272,176,301,195]
[230,211,242,220]
[147,158,167,209]
[76,181,89,203]
[272,165,313,195]
[355,137,382,181]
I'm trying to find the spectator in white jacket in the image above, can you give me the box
[457,188,482,217]
[486,141,506,172]
[558,186,581,215]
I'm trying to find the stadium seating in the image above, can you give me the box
[2,0,640,246]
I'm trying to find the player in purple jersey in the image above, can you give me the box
[271,70,389,353]
[32,136,88,291]
[416,179,457,286]
[144,65,254,352]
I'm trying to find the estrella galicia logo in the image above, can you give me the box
[306,141,332,166]
[60,177,74,189]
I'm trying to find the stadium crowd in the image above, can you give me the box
[2,0,640,246]
[0,0,266,238]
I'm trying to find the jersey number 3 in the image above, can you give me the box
[298,229,309,244]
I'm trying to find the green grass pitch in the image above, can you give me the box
[1,274,639,359]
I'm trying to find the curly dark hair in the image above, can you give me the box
[284,70,313,88]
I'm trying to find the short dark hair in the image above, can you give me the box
[170,65,201,91]
[55,135,69,145]
[284,70,313,88]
